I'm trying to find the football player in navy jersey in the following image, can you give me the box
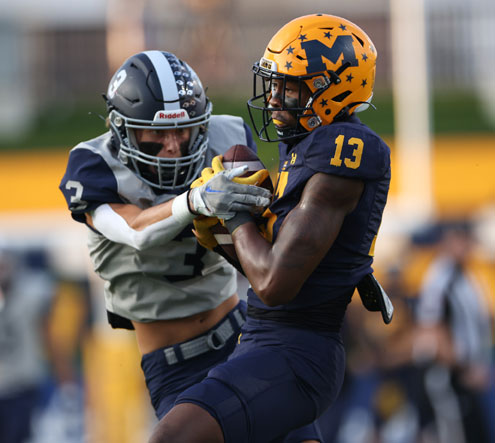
[58,50,272,421]
[150,14,391,443]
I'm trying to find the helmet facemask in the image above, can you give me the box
[249,65,333,142]
[108,105,210,192]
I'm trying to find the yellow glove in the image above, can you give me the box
[191,154,270,192]
[191,155,225,189]
[211,155,270,187]
[190,164,217,189]
[192,216,221,250]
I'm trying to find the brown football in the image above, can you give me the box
[211,144,273,263]
[222,144,274,194]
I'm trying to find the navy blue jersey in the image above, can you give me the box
[248,116,390,311]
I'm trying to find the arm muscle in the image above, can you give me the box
[232,173,363,306]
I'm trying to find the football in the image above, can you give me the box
[222,144,274,194]
[210,144,273,264]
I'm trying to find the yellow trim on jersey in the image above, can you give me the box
[368,234,377,257]
[275,171,289,199]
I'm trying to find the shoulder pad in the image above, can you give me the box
[207,115,256,156]
[59,145,123,216]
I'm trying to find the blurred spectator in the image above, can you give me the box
[321,220,495,443]
[31,275,92,443]
[413,220,493,443]
[0,247,90,443]
[0,247,56,443]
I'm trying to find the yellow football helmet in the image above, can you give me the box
[248,13,377,142]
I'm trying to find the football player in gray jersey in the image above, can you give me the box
[59,50,271,420]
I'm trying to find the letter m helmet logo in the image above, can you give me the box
[301,35,358,73]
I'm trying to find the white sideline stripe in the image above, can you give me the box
[144,51,180,111]
[223,160,263,171]
[213,234,233,245]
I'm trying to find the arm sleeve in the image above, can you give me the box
[90,192,194,251]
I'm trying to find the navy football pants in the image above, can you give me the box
[176,316,345,443]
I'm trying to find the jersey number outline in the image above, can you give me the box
[330,135,364,169]
[166,234,207,282]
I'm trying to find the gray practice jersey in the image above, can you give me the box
[60,115,255,323]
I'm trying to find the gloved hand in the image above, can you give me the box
[188,157,271,219]
[223,211,255,234]
[191,155,271,192]
[192,216,221,250]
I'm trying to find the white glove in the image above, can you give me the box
[189,166,271,219]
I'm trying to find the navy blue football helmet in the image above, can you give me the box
[105,50,212,191]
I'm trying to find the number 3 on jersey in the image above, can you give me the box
[330,135,364,169]
[65,180,88,211]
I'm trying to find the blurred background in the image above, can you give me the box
[0,0,493,442]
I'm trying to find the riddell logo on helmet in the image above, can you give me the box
[153,110,189,121]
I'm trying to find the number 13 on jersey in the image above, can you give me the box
[330,135,364,169]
